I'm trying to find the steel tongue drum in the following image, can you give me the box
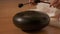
[13,10,50,33]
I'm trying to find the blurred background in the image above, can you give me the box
[0,0,60,34]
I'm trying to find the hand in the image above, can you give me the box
[29,0,37,5]
[50,0,60,9]
[29,0,45,5]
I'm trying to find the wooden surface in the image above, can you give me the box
[0,0,60,34]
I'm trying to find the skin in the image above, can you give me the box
[50,0,60,9]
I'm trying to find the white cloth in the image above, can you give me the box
[36,3,57,17]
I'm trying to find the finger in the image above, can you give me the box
[56,0,60,7]
[50,0,58,6]
[55,2,60,9]
[53,0,60,7]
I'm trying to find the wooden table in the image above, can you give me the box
[0,0,60,34]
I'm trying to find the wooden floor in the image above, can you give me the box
[0,0,60,34]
